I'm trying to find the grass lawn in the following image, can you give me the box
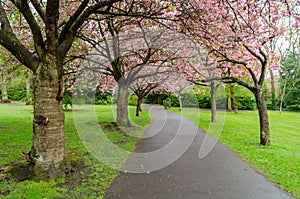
[0,102,151,198]
[170,107,300,198]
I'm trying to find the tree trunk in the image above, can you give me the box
[29,57,68,180]
[279,79,287,114]
[116,82,130,126]
[136,96,143,117]
[269,68,276,109]
[1,75,8,100]
[157,95,162,105]
[253,87,270,146]
[178,94,183,111]
[230,85,238,114]
[210,82,216,123]
[227,96,232,112]
[26,75,31,99]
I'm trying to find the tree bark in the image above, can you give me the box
[229,85,238,114]
[26,75,31,99]
[157,95,162,105]
[253,86,270,146]
[227,96,232,112]
[269,68,276,109]
[178,94,183,111]
[0,75,8,100]
[116,82,130,126]
[210,82,216,123]
[29,56,68,180]
[136,97,143,117]
[279,78,287,114]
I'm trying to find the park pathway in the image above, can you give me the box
[105,105,294,199]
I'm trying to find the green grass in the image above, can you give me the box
[0,102,151,198]
[170,107,300,198]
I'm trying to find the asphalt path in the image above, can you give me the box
[105,105,294,199]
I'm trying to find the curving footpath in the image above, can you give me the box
[105,105,294,199]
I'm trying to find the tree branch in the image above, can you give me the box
[12,0,46,60]
[58,0,122,57]
[30,0,46,22]
[0,30,39,71]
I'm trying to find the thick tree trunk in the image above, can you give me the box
[230,85,238,114]
[253,87,270,146]
[116,82,130,126]
[0,75,8,100]
[136,97,143,117]
[29,57,68,180]
[210,82,216,123]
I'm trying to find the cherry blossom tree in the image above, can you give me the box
[0,0,123,179]
[173,0,299,145]
[129,66,172,116]
[174,45,225,122]
[78,13,181,126]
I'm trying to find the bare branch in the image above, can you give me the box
[12,0,46,59]
[0,30,39,71]
[30,0,46,22]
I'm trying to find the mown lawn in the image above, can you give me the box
[170,107,300,198]
[0,102,150,198]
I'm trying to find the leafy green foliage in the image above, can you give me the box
[163,98,169,109]
[280,52,300,111]
[62,91,72,110]
[145,85,257,110]
[95,91,113,105]
[129,94,138,106]
[7,89,27,100]
[235,96,256,110]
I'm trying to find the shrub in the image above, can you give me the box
[129,95,138,106]
[236,96,256,110]
[143,94,158,104]
[163,99,169,109]
[286,104,300,111]
[95,91,113,105]
[197,95,210,108]
[63,91,72,110]
[7,89,27,100]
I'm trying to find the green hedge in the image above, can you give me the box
[7,89,27,100]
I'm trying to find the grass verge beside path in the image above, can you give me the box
[170,107,300,198]
[0,103,151,198]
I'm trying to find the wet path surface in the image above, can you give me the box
[105,105,294,199]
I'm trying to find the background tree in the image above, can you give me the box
[279,51,300,112]
[79,16,181,126]
[278,23,300,113]
[0,48,22,101]
[228,84,238,113]
[129,66,171,116]
[174,0,298,145]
